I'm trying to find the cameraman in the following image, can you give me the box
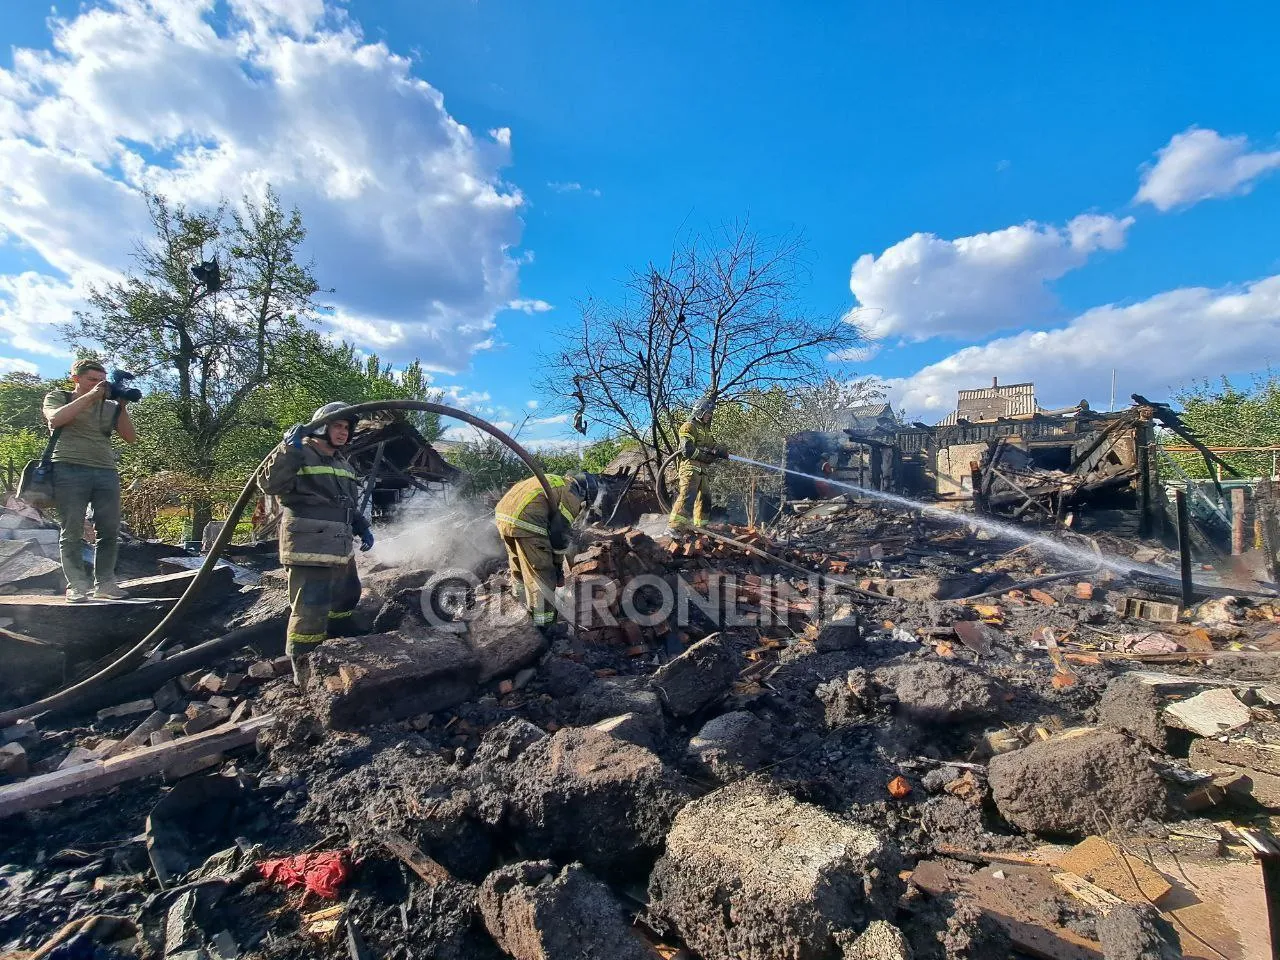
[42,359,137,602]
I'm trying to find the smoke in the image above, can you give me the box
[373,495,504,574]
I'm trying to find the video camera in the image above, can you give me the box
[106,370,142,403]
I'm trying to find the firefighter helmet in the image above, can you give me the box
[692,394,716,420]
[310,401,359,436]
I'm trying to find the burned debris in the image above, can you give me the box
[2,409,1280,959]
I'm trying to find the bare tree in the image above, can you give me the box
[543,223,870,473]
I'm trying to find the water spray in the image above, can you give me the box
[728,453,1146,576]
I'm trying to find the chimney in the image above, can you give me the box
[992,376,998,388]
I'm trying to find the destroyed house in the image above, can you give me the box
[785,381,1169,531]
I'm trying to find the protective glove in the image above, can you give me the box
[548,510,571,553]
[353,513,375,552]
[711,445,730,460]
[284,424,307,449]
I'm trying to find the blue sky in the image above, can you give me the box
[1,0,1278,446]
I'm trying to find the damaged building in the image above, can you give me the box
[785,379,1210,537]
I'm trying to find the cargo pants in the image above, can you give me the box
[501,533,560,627]
[285,558,361,656]
[52,464,121,591]
[668,461,710,530]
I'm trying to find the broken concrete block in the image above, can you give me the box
[651,633,738,717]
[988,731,1167,835]
[195,673,224,694]
[183,708,231,736]
[1,721,36,745]
[1098,674,1168,752]
[473,718,547,766]
[466,596,548,682]
[0,743,28,777]
[59,746,102,769]
[576,678,662,725]
[207,695,232,711]
[817,669,875,729]
[874,662,996,725]
[229,701,252,724]
[1096,903,1182,960]
[270,656,293,676]
[592,713,662,751]
[220,673,245,693]
[177,670,204,693]
[478,860,650,960]
[150,729,175,746]
[247,661,276,680]
[96,698,155,722]
[1163,688,1252,737]
[840,921,912,960]
[311,631,481,730]
[502,726,692,881]
[1188,737,1280,776]
[815,614,862,653]
[686,711,768,781]
[152,681,182,712]
[649,781,899,960]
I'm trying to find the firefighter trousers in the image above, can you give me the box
[501,533,560,627]
[285,559,361,656]
[668,462,710,529]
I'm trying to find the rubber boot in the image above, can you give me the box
[291,652,314,690]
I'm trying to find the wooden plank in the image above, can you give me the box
[1052,871,1123,911]
[379,830,452,885]
[0,715,274,818]
[117,568,232,600]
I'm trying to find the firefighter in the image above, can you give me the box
[667,395,728,536]
[260,402,375,688]
[495,471,601,630]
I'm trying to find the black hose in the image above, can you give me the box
[652,449,681,514]
[0,401,553,728]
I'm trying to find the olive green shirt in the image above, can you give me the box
[42,391,121,470]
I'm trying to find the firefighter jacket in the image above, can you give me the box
[259,439,362,567]
[677,419,722,466]
[494,475,585,550]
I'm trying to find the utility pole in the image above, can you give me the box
[1109,369,1116,412]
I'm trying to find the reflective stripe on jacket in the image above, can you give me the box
[259,440,361,566]
[494,475,584,541]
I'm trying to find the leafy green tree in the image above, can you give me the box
[64,189,322,533]
[1171,370,1280,479]
[0,372,60,434]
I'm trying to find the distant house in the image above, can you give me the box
[936,378,1040,426]
[843,402,898,437]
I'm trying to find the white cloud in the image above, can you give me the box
[508,298,553,314]
[884,274,1280,419]
[530,413,569,426]
[525,399,539,409]
[547,181,601,197]
[0,271,86,358]
[847,214,1133,342]
[0,0,525,371]
[1136,127,1280,212]
[0,356,39,375]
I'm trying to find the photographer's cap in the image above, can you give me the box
[71,359,106,376]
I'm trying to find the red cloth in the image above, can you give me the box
[257,851,350,899]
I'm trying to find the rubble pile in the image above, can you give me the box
[1,496,1279,959]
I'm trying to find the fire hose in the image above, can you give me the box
[0,401,555,728]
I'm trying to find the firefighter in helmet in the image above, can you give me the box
[495,471,602,631]
[259,402,375,687]
[667,394,728,535]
